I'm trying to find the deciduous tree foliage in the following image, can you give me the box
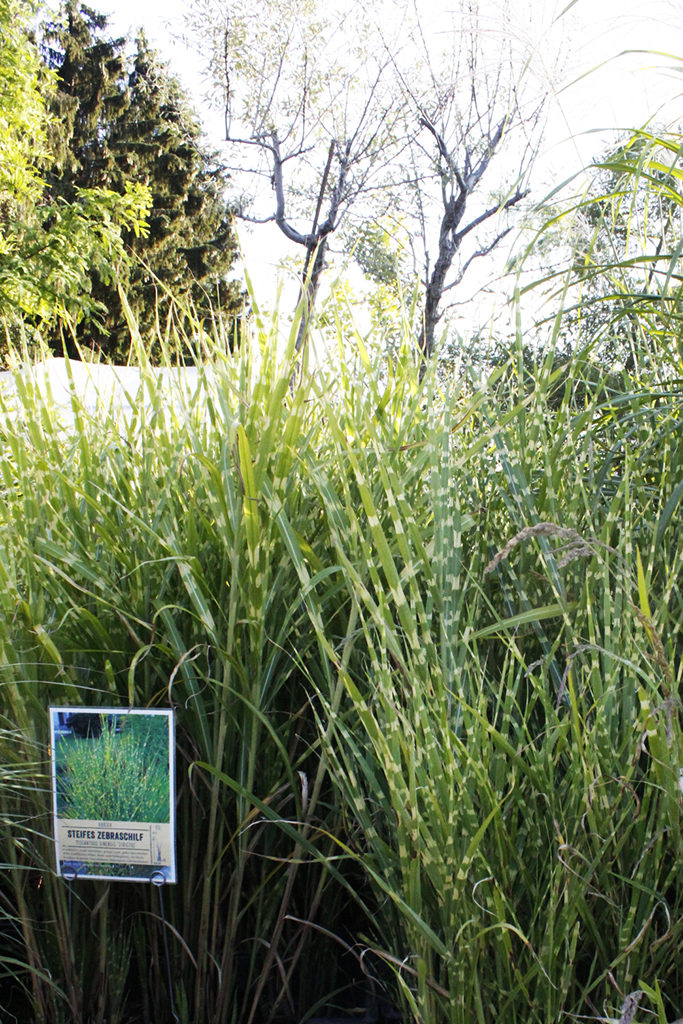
[524,129,683,369]
[0,0,149,350]
[41,1,243,362]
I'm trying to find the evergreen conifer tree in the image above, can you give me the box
[41,1,242,361]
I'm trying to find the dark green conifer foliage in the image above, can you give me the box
[41,2,242,362]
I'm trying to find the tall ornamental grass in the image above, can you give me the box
[0,129,682,1022]
[0,307,362,1024]
[308,323,683,1024]
[299,129,683,1024]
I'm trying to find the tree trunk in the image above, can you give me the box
[295,235,329,352]
[418,190,467,360]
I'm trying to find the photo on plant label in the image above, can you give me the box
[50,707,176,883]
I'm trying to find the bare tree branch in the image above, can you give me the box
[454,187,530,246]
[441,228,514,294]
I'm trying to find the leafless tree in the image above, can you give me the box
[185,0,408,348]
[186,0,549,358]
[378,1,548,359]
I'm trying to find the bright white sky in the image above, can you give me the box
[98,0,683,319]
[101,0,683,170]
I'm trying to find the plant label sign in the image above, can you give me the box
[49,707,176,883]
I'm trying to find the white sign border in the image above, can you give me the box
[49,706,176,884]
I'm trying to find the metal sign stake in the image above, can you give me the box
[152,871,178,1023]
[61,865,78,1003]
